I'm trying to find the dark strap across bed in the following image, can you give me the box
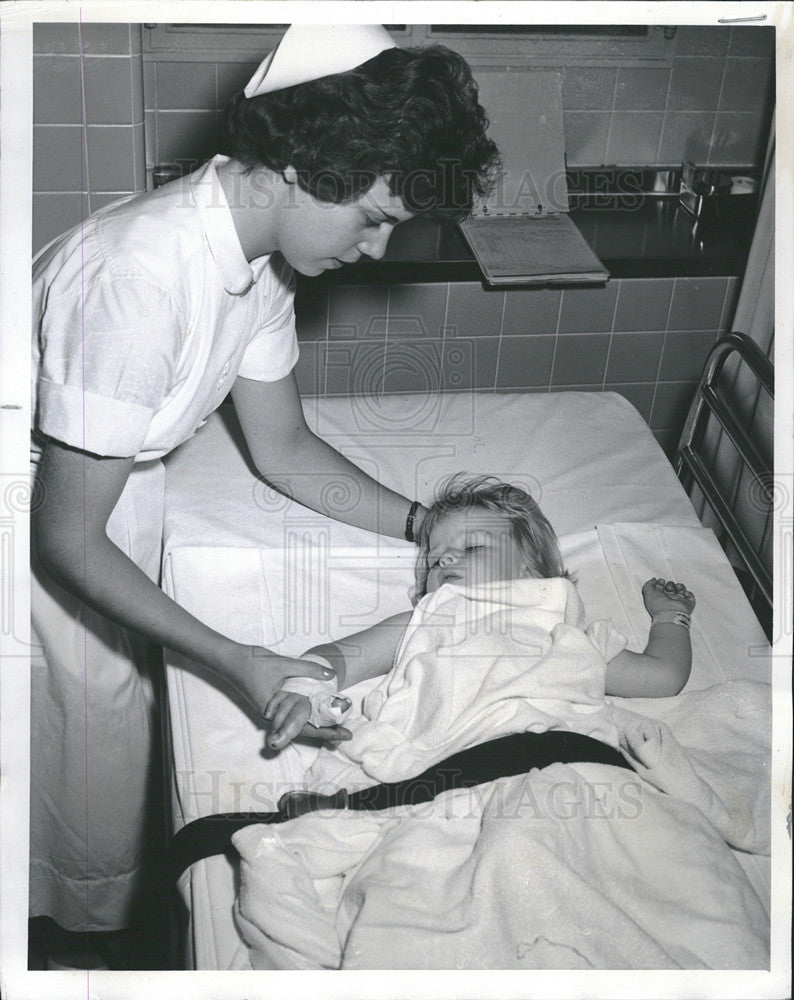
[166,730,632,882]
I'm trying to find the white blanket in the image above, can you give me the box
[232,680,770,970]
[308,577,626,791]
[163,521,772,969]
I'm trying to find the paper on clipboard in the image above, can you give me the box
[459,71,609,287]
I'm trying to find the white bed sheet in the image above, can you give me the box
[160,391,769,970]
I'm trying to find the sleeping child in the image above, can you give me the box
[222,475,769,972]
[264,473,696,814]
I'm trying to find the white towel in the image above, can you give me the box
[308,577,626,789]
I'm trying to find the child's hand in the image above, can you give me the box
[264,689,351,751]
[618,716,666,769]
[642,578,695,618]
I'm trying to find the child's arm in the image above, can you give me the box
[264,610,413,749]
[605,578,695,698]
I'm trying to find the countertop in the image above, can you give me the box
[303,192,757,287]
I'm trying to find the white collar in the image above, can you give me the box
[190,155,272,294]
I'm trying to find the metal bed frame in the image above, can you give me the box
[675,331,774,638]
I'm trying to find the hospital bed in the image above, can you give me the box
[160,333,773,970]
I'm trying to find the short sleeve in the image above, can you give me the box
[237,257,299,382]
[35,271,183,457]
[584,619,628,663]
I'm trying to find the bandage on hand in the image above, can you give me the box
[280,672,351,729]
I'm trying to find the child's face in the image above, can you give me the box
[425,510,530,594]
[278,173,414,276]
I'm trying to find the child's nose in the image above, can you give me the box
[439,552,457,567]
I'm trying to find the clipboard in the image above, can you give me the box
[459,71,609,287]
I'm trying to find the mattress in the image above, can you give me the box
[160,390,770,970]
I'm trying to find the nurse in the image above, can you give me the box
[29,24,499,945]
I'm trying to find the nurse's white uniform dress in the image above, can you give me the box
[30,155,299,931]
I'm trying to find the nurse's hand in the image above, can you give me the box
[225,644,339,721]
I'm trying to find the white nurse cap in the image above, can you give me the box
[244,24,398,99]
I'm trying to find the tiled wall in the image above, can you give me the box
[292,275,741,457]
[561,25,774,167]
[32,23,146,253]
[143,58,251,178]
[30,21,774,251]
[143,25,774,177]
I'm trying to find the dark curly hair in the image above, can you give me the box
[223,44,501,221]
[412,473,571,603]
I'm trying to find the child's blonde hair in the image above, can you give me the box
[413,473,570,603]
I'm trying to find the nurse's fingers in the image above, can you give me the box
[263,688,291,722]
[269,701,311,750]
[314,725,353,743]
[269,694,301,733]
